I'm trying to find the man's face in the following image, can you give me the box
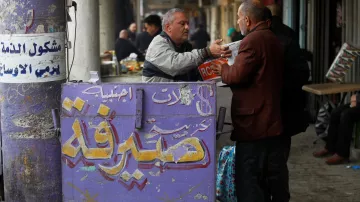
[145,23,157,36]
[123,32,129,39]
[130,23,137,32]
[166,12,189,44]
[237,6,250,36]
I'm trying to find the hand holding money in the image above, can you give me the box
[209,39,232,58]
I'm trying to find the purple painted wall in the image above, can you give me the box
[0,0,65,201]
[61,82,216,202]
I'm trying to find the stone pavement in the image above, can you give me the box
[216,124,360,202]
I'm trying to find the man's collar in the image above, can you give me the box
[248,21,270,35]
[160,31,181,47]
[159,31,192,52]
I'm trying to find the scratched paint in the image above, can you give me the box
[180,84,194,105]
[0,0,65,201]
[0,1,64,34]
[61,83,216,202]
[0,1,26,34]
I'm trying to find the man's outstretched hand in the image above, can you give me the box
[209,39,232,58]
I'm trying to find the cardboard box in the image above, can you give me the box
[198,58,227,81]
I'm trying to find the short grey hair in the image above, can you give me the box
[162,8,185,30]
[240,0,265,23]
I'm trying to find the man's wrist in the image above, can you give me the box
[205,47,213,58]
[201,47,212,59]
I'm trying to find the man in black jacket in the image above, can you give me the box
[266,4,310,145]
[115,30,144,62]
[136,15,162,54]
[263,5,310,202]
[128,22,137,43]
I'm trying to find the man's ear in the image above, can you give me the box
[245,16,250,27]
[165,24,171,33]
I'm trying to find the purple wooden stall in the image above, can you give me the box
[61,82,216,202]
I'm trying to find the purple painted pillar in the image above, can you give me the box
[0,0,65,201]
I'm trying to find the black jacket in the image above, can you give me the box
[231,31,244,42]
[271,16,310,136]
[190,28,210,49]
[135,29,162,54]
[135,32,153,53]
[128,29,136,43]
[115,38,144,61]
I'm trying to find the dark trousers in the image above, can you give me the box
[235,136,290,202]
[325,104,360,157]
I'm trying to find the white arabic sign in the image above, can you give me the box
[0,32,66,83]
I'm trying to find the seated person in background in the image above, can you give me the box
[190,24,210,49]
[313,93,360,165]
[128,22,137,43]
[115,30,144,62]
[227,27,244,42]
[143,8,231,83]
[136,15,162,54]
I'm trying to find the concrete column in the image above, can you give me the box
[136,0,143,34]
[233,2,241,29]
[99,0,116,53]
[68,0,100,81]
[210,6,220,42]
[220,6,231,43]
[283,0,294,29]
[299,0,306,49]
[205,7,211,34]
[0,0,65,201]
